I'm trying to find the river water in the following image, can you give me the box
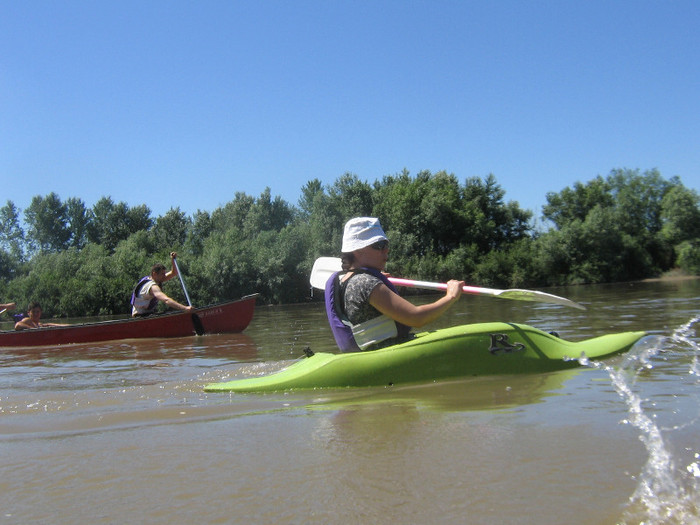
[1,279,698,524]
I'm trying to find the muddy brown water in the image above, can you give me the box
[1,279,698,524]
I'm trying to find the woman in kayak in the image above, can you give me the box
[327,217,465,352]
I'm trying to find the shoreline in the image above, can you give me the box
[640,270,699,283]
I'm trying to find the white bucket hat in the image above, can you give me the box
[341,217,388,252]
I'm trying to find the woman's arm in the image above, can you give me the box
[369,280,464,328]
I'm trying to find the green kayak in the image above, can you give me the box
[204,322,646,393]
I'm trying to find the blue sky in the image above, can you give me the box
[2,1,698,223]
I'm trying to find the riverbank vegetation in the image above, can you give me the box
[1,167,698,317]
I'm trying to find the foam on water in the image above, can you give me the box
[583,317,700,524]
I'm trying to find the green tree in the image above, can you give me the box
[7,251,68,317]
[418,172,465,256]
[539,168,695,281]
[676,241,700,275]
[327,173,374,220]
[210,192,255,233]
[194,228,255,303]
[186,210,213,256]
[297,181,344,260]
[152,207,191,252]
[0,248,20,281]
[373,171,531,281]
[0,200,26,261]
[65,197,91,249]
[24,193,71,253]
[607,168,671,236]
[88,197,153,251]
[298,179,324,218]
[462,174,532,252]
[660,185,700,245]
[542,176,613,229]
[242,188,294,236]
[373,170,428,260]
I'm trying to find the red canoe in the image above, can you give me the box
[0,294,258,348]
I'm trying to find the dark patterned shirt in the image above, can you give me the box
[342,272,384,325]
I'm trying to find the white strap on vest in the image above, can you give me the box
[351,315,398,349]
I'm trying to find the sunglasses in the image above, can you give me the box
[370,240,389,250]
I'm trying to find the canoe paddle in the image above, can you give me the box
[310,256,586,310]
[172,256,205,335]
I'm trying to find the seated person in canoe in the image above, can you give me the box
[14,302,69,330]
[326,217,464,352]
[131,252,193,317]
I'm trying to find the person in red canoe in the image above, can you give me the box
[14,302,68,330]
[131,252,193,317]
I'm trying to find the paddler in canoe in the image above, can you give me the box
[14,301,69,330]
[131,251,193,317]
[326,217,465,352]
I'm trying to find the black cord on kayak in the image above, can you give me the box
[303,347,314,358]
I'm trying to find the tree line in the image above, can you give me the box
[1,168,698,318]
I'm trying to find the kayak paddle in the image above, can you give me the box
[310,256,586,310]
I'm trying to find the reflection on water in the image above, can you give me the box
[2,332,259,363]
[306,368,583,413]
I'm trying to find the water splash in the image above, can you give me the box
[582,317,700,524]
[674,317,700,379]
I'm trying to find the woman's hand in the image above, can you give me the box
[445,280,465,302]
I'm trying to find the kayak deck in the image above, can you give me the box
[205,322,646,393]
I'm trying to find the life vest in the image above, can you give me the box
[131,276,159,314]
[324,268,411,352]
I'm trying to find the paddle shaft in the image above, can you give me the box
[310,256,585,310]
[172,257,205,334]
[172,257,193,307]
[389,277,501,297]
